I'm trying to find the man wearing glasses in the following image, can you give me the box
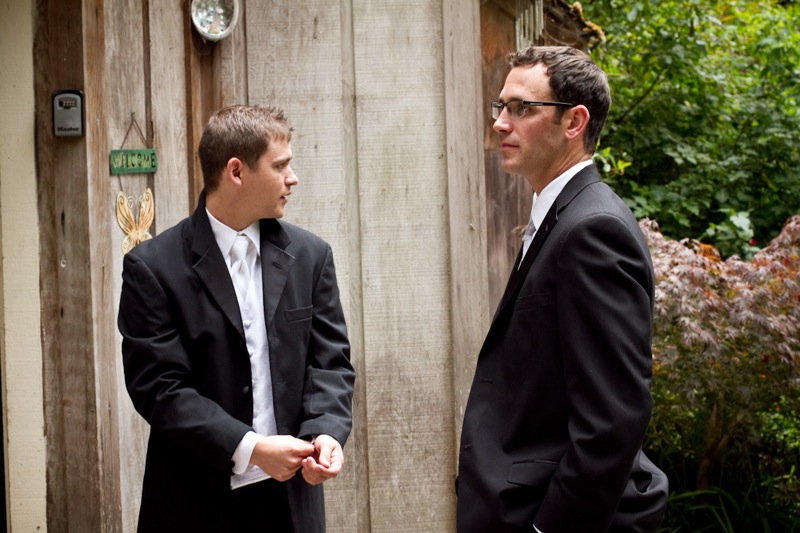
[457,46,668,532]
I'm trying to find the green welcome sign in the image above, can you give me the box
[109,149,158,174]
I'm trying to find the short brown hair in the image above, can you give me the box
[198,105,294,192]
[509,46,610,153]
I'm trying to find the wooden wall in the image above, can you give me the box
[34,0,195,530]
[246,0,487,529]
[33,0,487,531]
[481,0,595,309]
[481,0,531,310]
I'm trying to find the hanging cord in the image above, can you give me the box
[114,112,155,253]
[115,112,150,192]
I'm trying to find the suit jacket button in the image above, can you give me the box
[242,385,250,394]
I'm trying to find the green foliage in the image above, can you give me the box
[584,0,800,257]
[593,145,632,177]
[760,397,800,456]
[640,215,800,531]
[699,209,761,259]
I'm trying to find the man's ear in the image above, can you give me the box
[224,157,244,187]
[564,105,590,142]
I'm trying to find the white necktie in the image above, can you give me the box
[228,232,277,489]
[230,234,252,301]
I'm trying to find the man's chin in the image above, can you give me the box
[501,161,519,175]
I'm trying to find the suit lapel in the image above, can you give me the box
[190,193,246,339]
[493,202,558,322]
[259,219,294,329]
[491,165,602,324]
[189,195,296,337]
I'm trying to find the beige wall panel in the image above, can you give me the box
[0,0,47,529]
[352,0,456,530]
[246,1,364,531]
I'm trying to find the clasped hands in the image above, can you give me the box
[250,434,343,485]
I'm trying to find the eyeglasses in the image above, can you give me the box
[491,99,576,120]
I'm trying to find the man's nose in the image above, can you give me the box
[493,114,511,134]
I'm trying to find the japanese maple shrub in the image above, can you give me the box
[641,215,800,530]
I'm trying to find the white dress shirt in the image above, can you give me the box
[520,159,595,268]
[207,210,277,488]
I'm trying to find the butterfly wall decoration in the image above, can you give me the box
[116,187,154,254]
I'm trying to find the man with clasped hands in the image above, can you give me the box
[118,105,355,532]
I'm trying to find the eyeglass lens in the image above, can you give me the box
[491,101,525,120]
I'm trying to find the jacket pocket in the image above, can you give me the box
[507,460,559,486]
[515,291,553,311]
[284,305,313,323]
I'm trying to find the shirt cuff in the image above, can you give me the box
[231,431,259,475]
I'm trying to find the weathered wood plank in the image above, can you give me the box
[248,0,466,529]
[149,1,192,229]
[334,0,373,529]
[443,0,490,453]
[104,0,150,266]
[104,0,149,531]
[315,1,376,530]
[183,0,208,204]
[247,0,353,364]
[246,2,364,530]
[351,0,456,530]
[100,2,194,532]
[34,0,125,530]
[33,1,71,527]
[215,0,249,107]
[481,0,532,310]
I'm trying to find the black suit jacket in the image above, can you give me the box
[457,165,668,532]
[118,193,355,532]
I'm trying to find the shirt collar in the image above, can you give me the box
[529,159,594,231]
[206,209,261,259]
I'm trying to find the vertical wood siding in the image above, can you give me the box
[34,0,487,530]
